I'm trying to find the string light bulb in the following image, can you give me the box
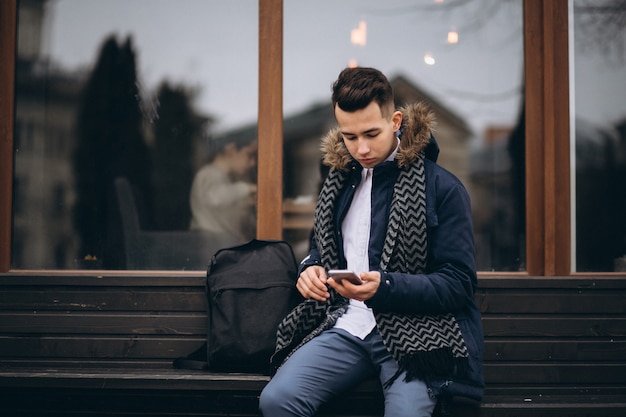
[350,20,367,46]
[447,26,459,44]
[424,53,436,65]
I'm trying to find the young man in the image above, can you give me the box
[259,67,484,416]
[189,136,257,243]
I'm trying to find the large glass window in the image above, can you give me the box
[13,0,258,270]
[283,0,525,271]
[571,0,626,272]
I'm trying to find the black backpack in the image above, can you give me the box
[174,239,300,374]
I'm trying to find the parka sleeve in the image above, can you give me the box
[297,234,323,276]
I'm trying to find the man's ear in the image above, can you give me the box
[392,110,403,131]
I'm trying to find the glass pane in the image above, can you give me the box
[283,0,525,271]
[13,0,258,270]
[572,0,626,272]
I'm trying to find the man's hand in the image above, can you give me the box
[296,265,330,302]
[328,271,380,301]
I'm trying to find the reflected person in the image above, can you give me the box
[259,67,484,416]
[189,135,257,243]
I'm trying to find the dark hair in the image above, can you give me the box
[206,128,257,161]
[331,67,395,117]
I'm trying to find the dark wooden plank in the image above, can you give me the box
[476,289,626,314]
[1,362,624,390]
[0,358,176,368]
[482,316,626,338]
[0,335,205,359]
[0,388,265,417]
[484,362,626,384]
[0,274,206,287]
[0,289,206,311]
[2,389,623,417]
[7,287,626,314]
[0,374,623,416]
[483,338,626,361]
[2,336,624,362]
[0,368,270,390]
[477,276,626,290]
[482,385,626,399]
[2,274,625,290]
[475,406,626,417]
[0,312,207,335]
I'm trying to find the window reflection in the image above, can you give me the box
[572,0,626,272]
[13,0,258,270]
[189,131,258,243]
[283,0,525,271]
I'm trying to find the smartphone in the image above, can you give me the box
[328,269,362,285]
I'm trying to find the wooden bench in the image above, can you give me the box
[0,274,625,416]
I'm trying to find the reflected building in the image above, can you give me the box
[13,0,82,268]
[470,126,520,271]
[575,117,626,271]
[12,0,216,269]
[471,114,626,272]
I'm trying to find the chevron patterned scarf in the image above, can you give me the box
[272,154,469,383]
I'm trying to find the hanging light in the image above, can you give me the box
[424,53,436,65]
[447,26,459,44]
[350,20,367,46]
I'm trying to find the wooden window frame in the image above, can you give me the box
[0,0,583,276]
[523,0,571,276]
[0,0,16,273]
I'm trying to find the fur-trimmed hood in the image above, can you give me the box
[321,101,437,171]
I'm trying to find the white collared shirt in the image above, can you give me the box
[333,139,400,339]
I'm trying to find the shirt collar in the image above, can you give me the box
[384,137,401,163]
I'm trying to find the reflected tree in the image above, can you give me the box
[574,0,626,65]
[572,1,626,271]
[73,35,152,268]
[151,82,207,230]
[575,118,626,271]
[506,105,525,270]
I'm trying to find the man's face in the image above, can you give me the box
[228,141,257,178]
[335,101,402,169]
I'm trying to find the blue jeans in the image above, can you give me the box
[259,328,437,417]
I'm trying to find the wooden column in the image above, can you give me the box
[524,0,571,276]
[257,0,283,240]
[0,0,16,272]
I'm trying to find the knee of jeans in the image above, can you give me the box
[259,380,315,417]
[259,382,286,415]
[258,385,275,413]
